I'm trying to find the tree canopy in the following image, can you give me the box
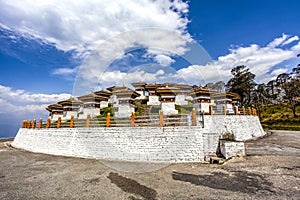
[226,65,256,105]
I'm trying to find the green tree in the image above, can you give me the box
[282,78,300,117]
[226,65,256,106]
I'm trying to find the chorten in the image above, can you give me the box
[46,104,63,121]
[190,87,213,113]
[109,86,140,117]
[131,82,146,99]
[145,83,161,105]
[156,84,180,115]
[57,97,81,120]
[77,92,108,119]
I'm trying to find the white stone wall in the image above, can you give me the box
[147,96,160,105]
[193,103,210,113]
[219,140,245,159]
[114,104,135,118]
[51,114,63,122]
[12,115,265,162]
[78,108,100,119]
[161,102,178,115]
[175,95,188,105]
[62,111,78,121]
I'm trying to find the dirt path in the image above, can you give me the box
[0,131,299,199]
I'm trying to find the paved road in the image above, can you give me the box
[0,130,299,200]
[246,130,300,156]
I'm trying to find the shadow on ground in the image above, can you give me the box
[108,172,158,200]
[172,170,274,194]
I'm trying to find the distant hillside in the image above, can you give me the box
[259,103,300,131]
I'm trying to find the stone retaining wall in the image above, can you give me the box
[12,116,265,162]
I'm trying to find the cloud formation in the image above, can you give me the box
[0,85,70,115]
[0,0,190,56]
[81,34,300,88]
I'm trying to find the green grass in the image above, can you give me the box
[258,103,300,131]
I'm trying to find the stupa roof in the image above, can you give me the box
[77,93,107,102]
[46,104,63,111]
[94,89,112,98]
[58,97,82,106]
[131,82,146,88]
[110,86,141,98]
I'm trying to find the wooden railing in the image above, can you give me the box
[21,106,257,129]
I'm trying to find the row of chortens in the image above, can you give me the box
[46,82,240,121]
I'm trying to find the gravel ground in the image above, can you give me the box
[0,130,299,200]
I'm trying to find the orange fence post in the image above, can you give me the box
[192,108,197,126]
[32,119,36,129]
[70,116,74,128]
[86,115,91,128]
[22,120,26,128]
[159,110,164,127]
[106,113,111,127]
[234,106,238,115]
[131,112,135,127]
[242,106,246,115]
[57,117,61,128]
[223,105,226,115]
[248,107,251,115]
[38,118,43,129]
[252,108,256,116]
[27,120,31,129]
[209,105,213,115]
[46,118,51,128]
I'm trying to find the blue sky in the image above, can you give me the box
[0,0,300,137]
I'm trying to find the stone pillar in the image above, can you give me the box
[86,115,91,128]
[106,113,110,127]
[131,112,135,127]
[192,108,196,126]
[159,110,164,127]
[38,118,43,129]
[70,116,74,128]
[57,117,61,128]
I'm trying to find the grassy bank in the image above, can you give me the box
[259,103,300,131]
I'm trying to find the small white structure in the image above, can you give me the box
[146,84,161,105]
[58,97,81,121]
[174,83,191,106]
[132,82,147,99]
[109,86,140,118]
[46,104,63,122]
[156,85,179,115]
[77,93,109,119]
[213,92,240,114]
[191,87,212,114]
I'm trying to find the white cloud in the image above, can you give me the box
[154,54,175,66]
[270,68,288,76]
[0,85,70,105]
[52,67,78,75]
[0,0,190,57]
[282,36,299,46]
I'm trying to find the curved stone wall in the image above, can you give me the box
[12,116,265,162]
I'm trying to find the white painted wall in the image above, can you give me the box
[147,96,160,105]
[161,102,178,115]
[12,115,265,162]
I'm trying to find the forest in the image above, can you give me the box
[206,55,300,130]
